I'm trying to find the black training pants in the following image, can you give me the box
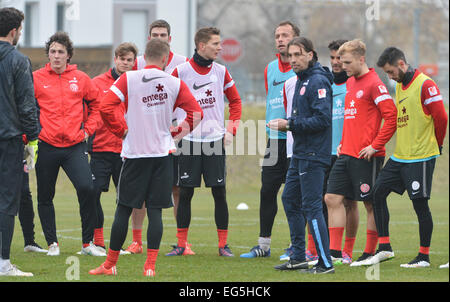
[36,141,96,245]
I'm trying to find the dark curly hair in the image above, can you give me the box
[45,32,74,63]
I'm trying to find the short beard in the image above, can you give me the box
[396,68,405,83]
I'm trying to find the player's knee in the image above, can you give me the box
[412,198,432,221]
[372,183,390,203]
[363,200,374,212]
[324,193,341,209]
[179,187,194,204]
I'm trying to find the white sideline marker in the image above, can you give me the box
[236,202,249,210]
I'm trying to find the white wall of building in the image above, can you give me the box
[1,0,196,57]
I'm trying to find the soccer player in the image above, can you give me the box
[323,39,397,267]
[0,7,39,277]
[33,32,103,256]
[240,21,299,259]
[126,19,190,255]
[166,27,242,257]
[268,37,334,274]
[89,42,138,254]
[363,47,447,267]
[88,38,203,276]
[319,39,359,265]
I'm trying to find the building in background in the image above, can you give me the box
[1,0,447,102]
[1,0,197,76]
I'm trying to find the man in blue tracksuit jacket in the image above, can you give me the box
[268,37,334,274]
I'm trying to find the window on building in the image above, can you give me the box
[122,10,148,54]
[24,2,39,47]
[113,1,156,56]
[56,2,66,32]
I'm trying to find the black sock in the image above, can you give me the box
[146,208,163,250]
[330,249,342,258]
[212,186,228,230]
[373,184,392,238]
[417,252,430,261]
[109,204,132,251]
[379,243,392,252]
[259,181,281,237]
[412,198,433,248]
[177,187,194,228]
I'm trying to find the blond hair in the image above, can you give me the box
[338,39,366,57]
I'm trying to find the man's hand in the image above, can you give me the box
[224,131,233,146]
[25,139,38,170]
[359,145,377,161]
[267,119,288,131]
[336,144,342,157]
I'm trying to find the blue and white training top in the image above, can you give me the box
[331,82,346,155]
[265,57,295,139]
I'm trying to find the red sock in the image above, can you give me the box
[378,236,390,244]
[217,229,228,248]
[307,233,317,256]
[133,229,142,245]
[177,228,189,248]
[364,230,378,255]
[329,227,345,252]
[104,249,120,269]
[82,243,89,248]
[419,246,430,255]
[144,249,159,271]
[343,237,356,258]
[94,228,104,247]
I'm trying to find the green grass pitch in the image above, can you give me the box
[1,104,448,282]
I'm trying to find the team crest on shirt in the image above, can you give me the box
[300,86,306,96]
[428,86,438,96]
[70,83,79,92]
[356,90,364,98]
[378,85,388,94]
[318,89,326,99]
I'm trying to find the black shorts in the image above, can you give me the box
[171,140,182,187]
[117,156,173,209]
[326,154,385,201]
[171,153,179,187]
[261,139,289,186]
[323,155,338,196]
[177,139,226,187]
[374,158,436,200]
[0,137,24,216]
[90,152,123,192]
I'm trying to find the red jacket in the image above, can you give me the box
[33,63,100,147]
[91,68,125,153]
